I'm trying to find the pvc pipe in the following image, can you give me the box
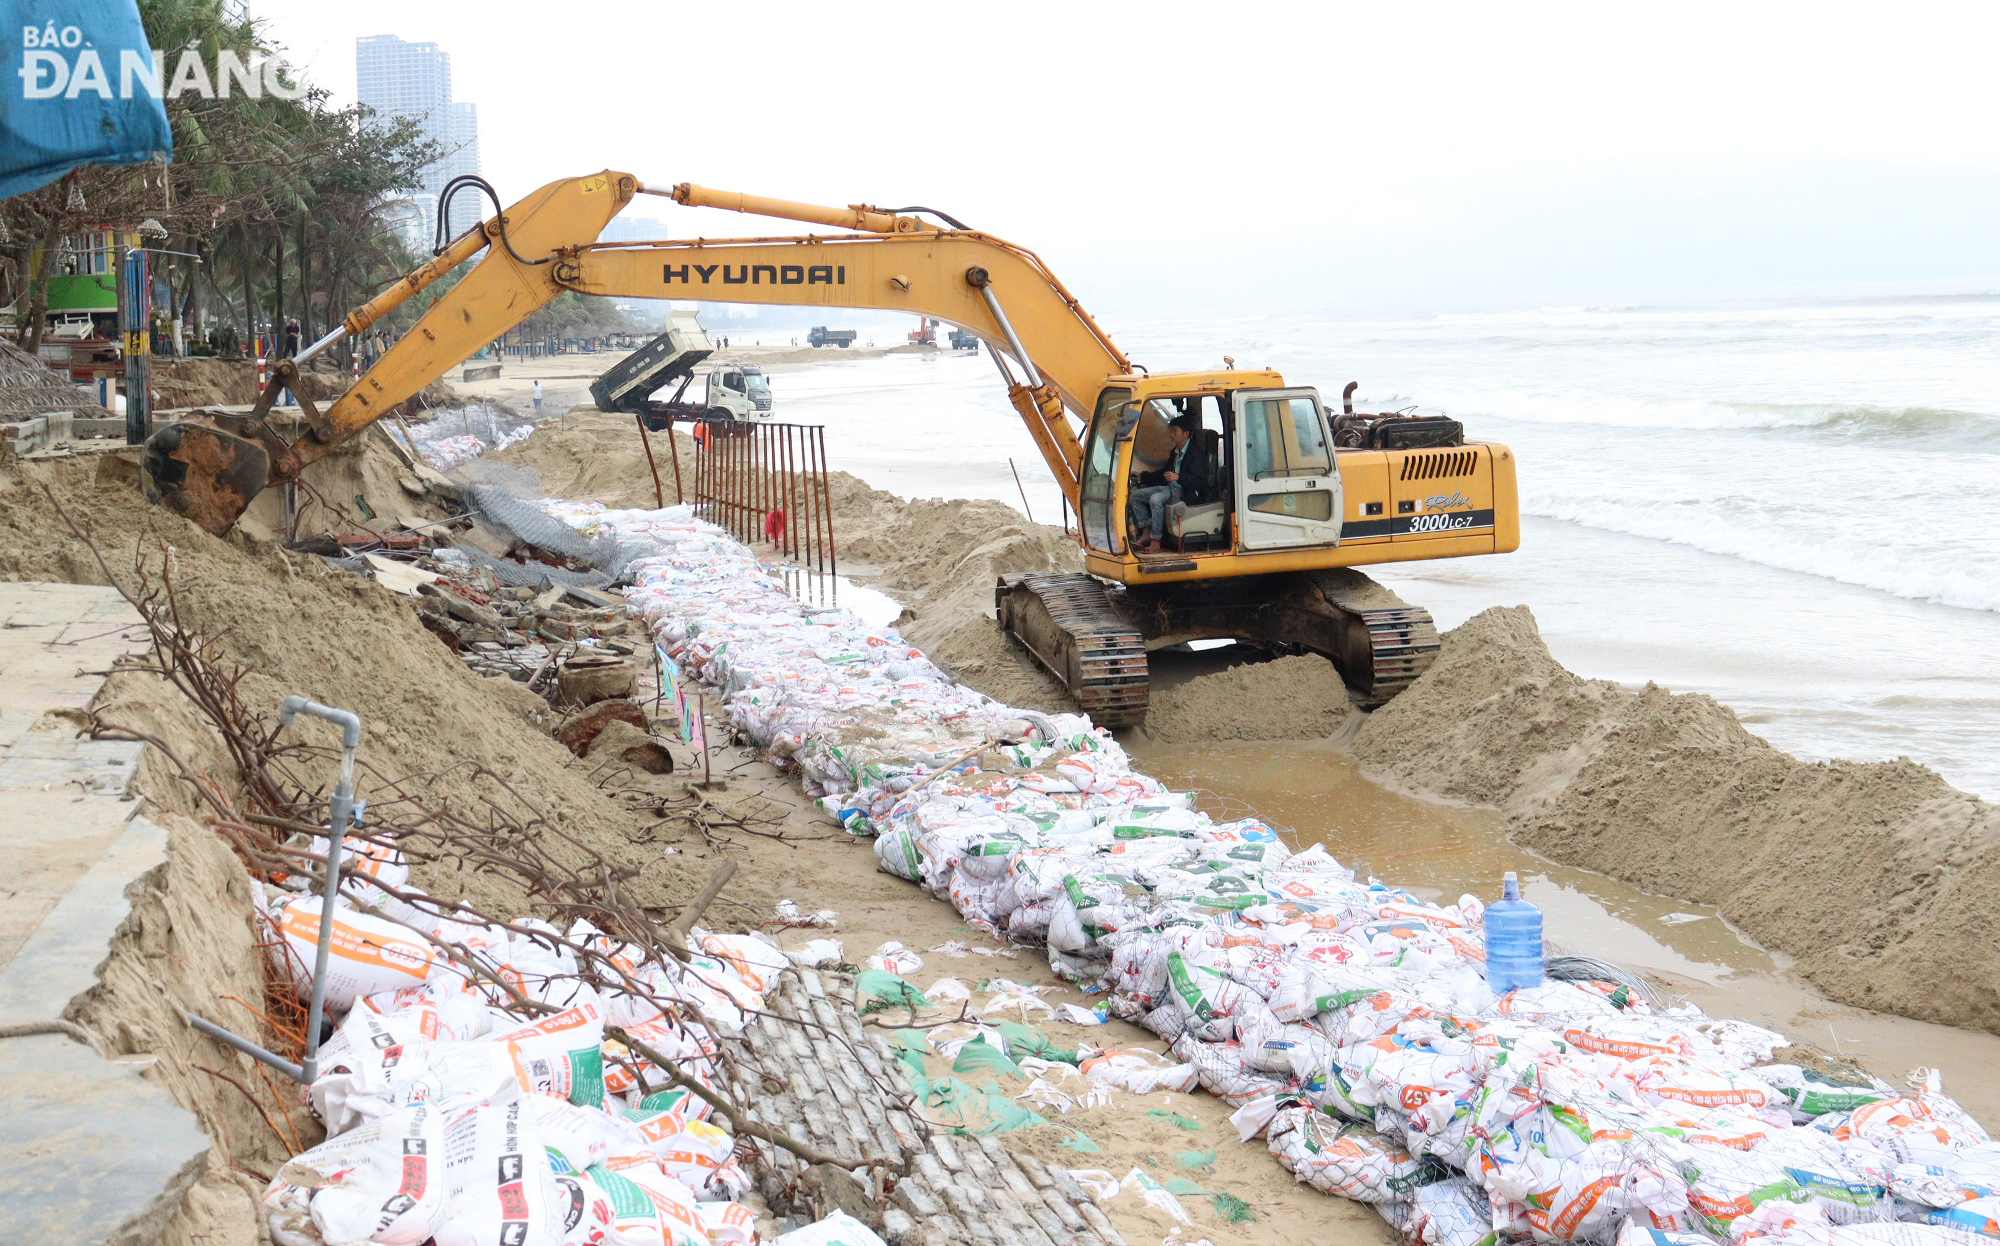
[275,696,363,1083]
[184,1011,304,1082]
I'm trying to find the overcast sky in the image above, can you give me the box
[251,1,2000,313]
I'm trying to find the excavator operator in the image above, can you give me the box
[1129,414,1213,552]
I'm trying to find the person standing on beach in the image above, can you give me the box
[278,319,300,406]
[532,379,543,415]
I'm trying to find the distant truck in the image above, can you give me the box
[808,326,857,348]
[948,329,978,350]
[591,311,773,425]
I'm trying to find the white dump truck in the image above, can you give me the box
[589,311,773,424]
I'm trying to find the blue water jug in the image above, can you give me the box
[1483,871,1545,995]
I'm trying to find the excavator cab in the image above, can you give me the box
[1078,371,1350,564]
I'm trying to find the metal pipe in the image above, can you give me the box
[294,324,347,367]
[276,696,361,1083]
[987,340,1019,388]
[798,427,812,571]
[742,428,754,544]
[815,426,837,576]
[753,425,765,546]
[783,424,800,559]
[183,1011,305,1082]
[178,696,362,1085]
[665,416,684,504]
[735,427,744,538]
[658,182,933,235]
[727,427,740,540]
[974,282,1042,389]
[636,414,665,508]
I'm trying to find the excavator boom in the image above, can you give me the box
[142,170,1123,535]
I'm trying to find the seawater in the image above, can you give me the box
[767,286,2000,798]
[1128,737,2000,1129]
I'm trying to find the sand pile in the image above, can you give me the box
[488,410,693,510]
[150,357,259,408]
[0,449,736,924]
[75,806,299,1241]
[1355,606,2000,1035]
[1146,654,1355,743]
[826,469,1084,711]
[148,357,444,410]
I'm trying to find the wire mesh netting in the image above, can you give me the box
[449,460,644,589]
[400,402,540,469]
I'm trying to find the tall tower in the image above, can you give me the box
[355,35,482,242]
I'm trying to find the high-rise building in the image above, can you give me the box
[355,34,482,242]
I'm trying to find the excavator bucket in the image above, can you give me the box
[141,422,271,537]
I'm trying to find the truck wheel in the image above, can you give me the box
[705,407,733,423]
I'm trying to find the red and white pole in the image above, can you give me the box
[256,354,267,392]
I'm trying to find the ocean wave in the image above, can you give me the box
[1524,491,2000,614]
[1423,297,2000,332]
[1427,389,2000,443]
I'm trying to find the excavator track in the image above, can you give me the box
[995,572,1150,728]
[1308,572,1442,706]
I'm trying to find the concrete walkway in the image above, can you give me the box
[0,583,212,1246]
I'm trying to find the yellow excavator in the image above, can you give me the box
[142,171,1519,724]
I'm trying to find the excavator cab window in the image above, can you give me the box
[1242,395,1332,479]
[1234,389,1343,550]
[1127,399,1182,475]
[1080,387,1130,554]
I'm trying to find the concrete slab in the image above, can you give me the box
[0,584,150,972]
[0,1033,210,1246]
[0,814,169,1024]
[0,584,213,1246]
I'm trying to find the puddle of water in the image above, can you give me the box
[768,563,904,629]
[1126,736,2000,1127]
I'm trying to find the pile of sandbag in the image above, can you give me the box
[250,831,877,1246]
[572,500,1999,1246]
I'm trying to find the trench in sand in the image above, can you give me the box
[1123,723,2000,1129]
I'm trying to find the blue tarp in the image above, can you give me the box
[1,0,172,199]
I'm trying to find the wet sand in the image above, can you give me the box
[1123,732,2000,1129]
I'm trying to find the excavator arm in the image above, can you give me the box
[142,170,1133,536]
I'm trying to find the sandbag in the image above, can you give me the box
[265,891,435,1011]
[433,1100,568,1246]
[262,1103,447,1246]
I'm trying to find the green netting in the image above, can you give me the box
[854,970,926,1014]
[993,1021,1078,1065]
[952,1035,1023,1079]
[915,1073,1047,1135]
[1210,1192,1255,1223]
